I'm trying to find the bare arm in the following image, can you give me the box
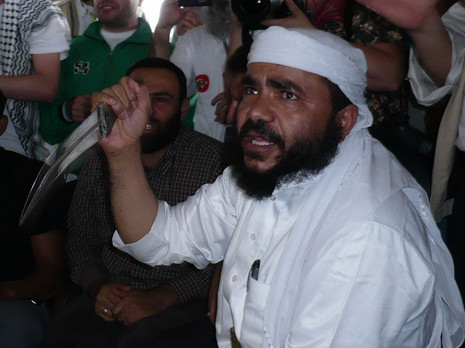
[0,229,65,301]
[355,0,452,87]
[354,42,407,91]
[95,77,158,244]
[107,148,158,244]
[227,1,246,58]
[0,53,61,103]
[408,8,452,87]
[264,0,408,91]
[151,0,192,58]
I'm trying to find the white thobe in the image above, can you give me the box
[114,129,464,347]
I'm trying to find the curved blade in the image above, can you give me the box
[19,103,116,227]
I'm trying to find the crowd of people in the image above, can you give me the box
[1,0,465,347]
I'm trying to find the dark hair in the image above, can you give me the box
[0,89,5,114]
[321,77,352,114]
[226,42,251,76]
[126,57,187,101]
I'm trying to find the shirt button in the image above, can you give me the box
[250,234,256,240]
[232,275,237,282]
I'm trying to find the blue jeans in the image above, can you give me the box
[0,300,48,348]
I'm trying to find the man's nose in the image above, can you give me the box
[247,93,274,123]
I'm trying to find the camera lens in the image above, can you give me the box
[231,0,271,29]
[241,0,270,16]
[232,0,308,30]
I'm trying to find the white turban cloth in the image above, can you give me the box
[248,26,373,132]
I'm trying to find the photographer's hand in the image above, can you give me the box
[261,0,314,29]
[177,10,202,36]
[152,0,191,58]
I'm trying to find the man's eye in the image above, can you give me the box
[153,97,169,103]
[282,91,297,100]
[244,86,258,95]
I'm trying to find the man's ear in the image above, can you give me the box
[336,104,358,141]
[180,98,190,121]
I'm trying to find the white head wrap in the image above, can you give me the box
[248,26,373,131]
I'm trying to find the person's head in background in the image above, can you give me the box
[93,0,142,32]
[126,58,189,154]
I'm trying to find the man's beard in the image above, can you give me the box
[231,116,344,200]
[98,10,134,30]
[140,112,181,154]
[205,1,231,40]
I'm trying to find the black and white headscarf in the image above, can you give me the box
[0,0,65,157]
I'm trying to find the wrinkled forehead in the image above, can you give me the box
[245,62,328,89]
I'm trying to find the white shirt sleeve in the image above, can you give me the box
[113,170,238,269]
[29,14,71,60]
[285,222,435,347]
[408,3,465,106]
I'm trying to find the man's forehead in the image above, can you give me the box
[129,68,180,95]
[130,67,176,82]
[246,62,323,81]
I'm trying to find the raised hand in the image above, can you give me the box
[177,10,203,36]
[354,0,439,30]
[157,0,192,32]
[356,0,450,87]
[93,76,151,156]
[261,0,314,29]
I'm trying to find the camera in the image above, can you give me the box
[178,0,212,7]
[231,0,308,30]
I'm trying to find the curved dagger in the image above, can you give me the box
[19,103,116,227]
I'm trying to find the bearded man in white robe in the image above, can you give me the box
[93,26,464,348]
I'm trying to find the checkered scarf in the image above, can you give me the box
[0,0,64,157]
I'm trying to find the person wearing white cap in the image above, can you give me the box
[92,26,464,347]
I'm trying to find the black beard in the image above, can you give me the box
[230,116,344,200]
[140,112,181,154]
